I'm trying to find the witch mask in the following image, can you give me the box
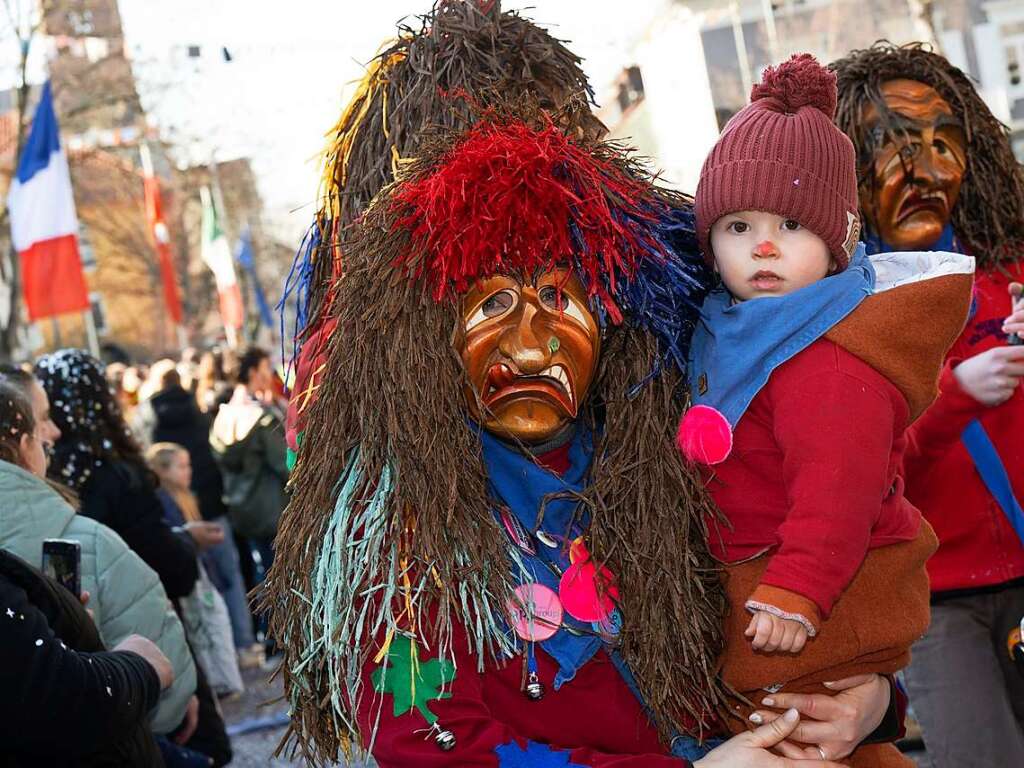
[860,78,967,251]
[459,268,599,443]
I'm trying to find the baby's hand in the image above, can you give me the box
[745,610,809,653]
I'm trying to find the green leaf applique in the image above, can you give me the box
[371,638,456,724]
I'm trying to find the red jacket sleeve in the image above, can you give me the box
[903,357,987,471]
[357,623,689,768]
[755,360,899,626]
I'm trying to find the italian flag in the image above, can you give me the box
[200,185,243,329]
[7,81,89,321]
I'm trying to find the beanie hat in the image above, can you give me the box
[695,53,861,269]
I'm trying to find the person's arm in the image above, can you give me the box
[860,676,906,744]
[750,364,899,631]
[95,524,197,735]
[1,580,161,755]
[903,357,990,468]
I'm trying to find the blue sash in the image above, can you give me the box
[961,420,1024,545]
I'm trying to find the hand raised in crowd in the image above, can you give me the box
[746,610,809,653]
[748,674,890,761]
[113,634,174,690]
[79,589,94,620]
[184,521,225,550]
[953,282,1024,406]
[953,346,1024,406]
[694,709,844,768]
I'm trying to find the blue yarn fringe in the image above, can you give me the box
[278,221,323,382]
[568,200,712,391]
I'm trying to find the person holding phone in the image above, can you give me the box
[0,380,197,739]
[0,547,173,766]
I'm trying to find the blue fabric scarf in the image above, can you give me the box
[479,426,602,689]
[479,426,714,759]
[687,243,875,429]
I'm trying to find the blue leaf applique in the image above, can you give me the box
[494,739,584,767]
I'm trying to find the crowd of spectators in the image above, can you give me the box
[0,344,289,767]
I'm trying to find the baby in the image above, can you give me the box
[679,54,973,767]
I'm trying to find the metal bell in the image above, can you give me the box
[434,727,457,752]
[525,672,545,701]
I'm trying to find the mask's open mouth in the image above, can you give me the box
[482,362,576,417]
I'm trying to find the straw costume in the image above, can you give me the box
[280,0,603,461]
[261,92,738,765]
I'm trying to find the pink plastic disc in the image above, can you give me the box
[559,561,620,623]
[507,583,563,642]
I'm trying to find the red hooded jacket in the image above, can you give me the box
[904,261,1024,595]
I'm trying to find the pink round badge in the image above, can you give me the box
[559,561,620,623]
[507,583,563,642]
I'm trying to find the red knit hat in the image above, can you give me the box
[695,54,861,269]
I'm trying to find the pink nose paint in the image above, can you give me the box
[753,241,778,258]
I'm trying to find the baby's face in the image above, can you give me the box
[710,210,835,301]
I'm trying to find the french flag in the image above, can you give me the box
[7,81,89,321]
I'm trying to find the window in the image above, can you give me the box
[1000,19,1024,98]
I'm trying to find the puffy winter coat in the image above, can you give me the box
[0,459,196,734]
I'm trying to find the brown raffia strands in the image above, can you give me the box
[831,42,1024,267]
[302,0,602,336]
[582,325,729,736]
[263,203,513,763]
[261,121,729,761]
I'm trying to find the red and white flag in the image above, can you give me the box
[140,144,183,325]
[7,81,89,321]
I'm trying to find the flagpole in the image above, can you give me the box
[83,306,100,358]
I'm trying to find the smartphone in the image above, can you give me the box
[1010,288,1024,345]
[42,539,81,598]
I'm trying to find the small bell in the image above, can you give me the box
[434,727,457,752]
[525,672,545,701]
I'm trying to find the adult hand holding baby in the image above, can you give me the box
[694,709,844,768]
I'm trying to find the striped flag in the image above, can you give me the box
[200,186,243,329]
[236,228,274,328]
[140,144,183,324]
[7,81,89,321]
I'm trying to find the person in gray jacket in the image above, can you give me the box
[0,378,196,736]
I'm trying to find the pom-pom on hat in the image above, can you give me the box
[695,53,860,269]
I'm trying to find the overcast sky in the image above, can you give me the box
[113,1,668,240]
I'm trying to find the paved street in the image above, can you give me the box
[221,664,375,767]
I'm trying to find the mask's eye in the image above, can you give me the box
[539,285,589,329]
[538,285,561,309]
[726,221,749,234]
[466,289,517,331]
[781,219,802,231]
